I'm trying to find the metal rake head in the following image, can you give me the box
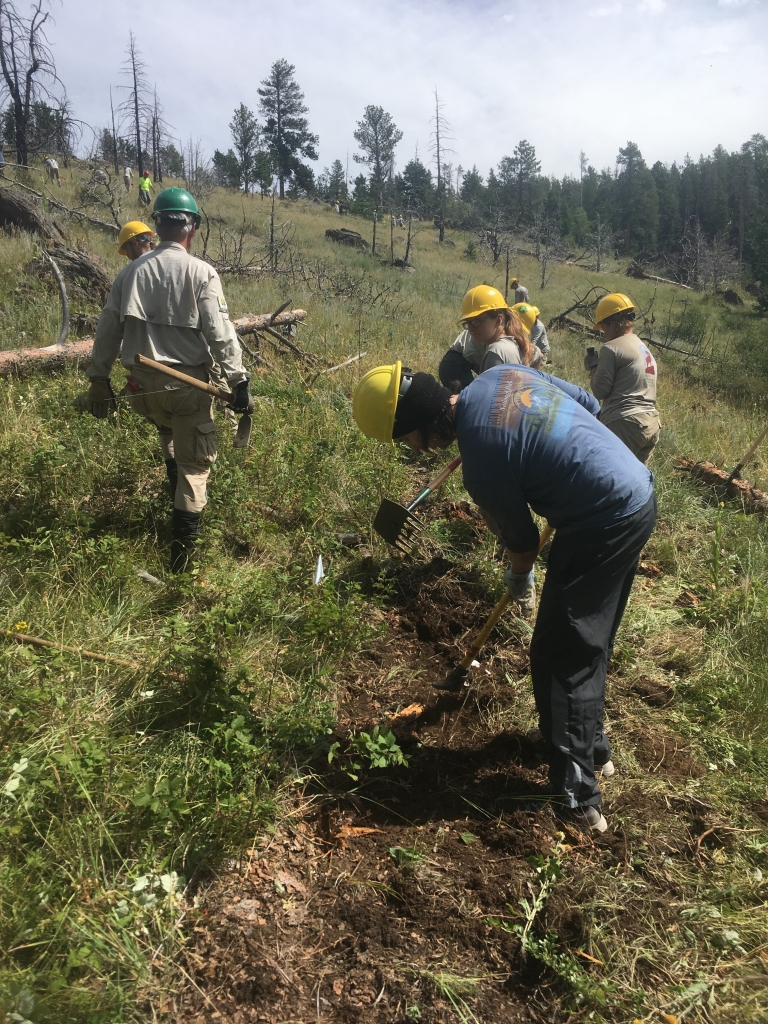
[372,498,425,554]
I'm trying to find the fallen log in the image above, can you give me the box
[0,310,308,378]
[233,309,307,335]
[26,246,112,304]
[0,340,94,378]
[0,184,67,243]
[675,456,768,516]
[627,262,692,290]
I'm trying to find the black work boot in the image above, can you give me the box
[165,458,179,500]
[170,508,202,574]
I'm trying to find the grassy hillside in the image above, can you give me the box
[0,163,767,1024]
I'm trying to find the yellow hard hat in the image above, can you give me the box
[594,292,636,327]
[511,302,539,334]
[460,284,509,322]
[118,220,153,255]
[352,361,402,444]
[510,278,519,287]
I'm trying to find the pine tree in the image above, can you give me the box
[616,141,658,252]
[353,105,403,208]
[258,59,318,199]
[229,103,260,194]
[510,140,541,221]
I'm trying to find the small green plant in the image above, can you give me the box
[389,845,422,870]
[462,240,478,261]
[328,726,409,780]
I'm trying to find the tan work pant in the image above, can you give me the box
[603,411,660,465]
[124,364,216,512]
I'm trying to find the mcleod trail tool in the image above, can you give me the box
[373,455,462,553]
[434,524,554,692]
[728,423,768,482]
[133,354,252,448]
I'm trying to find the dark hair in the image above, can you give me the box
[418,399,457,450]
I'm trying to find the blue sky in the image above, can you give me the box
[50,0,767,180]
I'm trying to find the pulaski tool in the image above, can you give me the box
[373,455,462,553]
[133,354,252,448]
[434,524,554,692]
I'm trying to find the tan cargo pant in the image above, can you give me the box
[124,364,216,512]
[603,410,660,465]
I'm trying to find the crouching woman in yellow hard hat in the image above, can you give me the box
[586,293,660,465]
[438,285,535,391]
[352,360,656,833]
[117,220,155,261]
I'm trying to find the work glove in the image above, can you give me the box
[583,347,599,372]
[86,378,116,419]
[230,378,253,414]
[503,567,536,615]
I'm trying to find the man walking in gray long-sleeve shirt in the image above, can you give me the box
[86,187,251,571]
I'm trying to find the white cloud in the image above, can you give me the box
[718,0,749,7]
[589,2,623,15]
[45,0,768,181]
[638,0,666,11]
[502,13,514,20]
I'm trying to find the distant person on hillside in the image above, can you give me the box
[585,292,660,464]
[123,166,133,193]
[438,285,534,392]
[512,302,550,367]
[44,157,60,186]
[511,278,529,303]
[117,220,154,261]
[398,214,404,228]
[138,169,153,205]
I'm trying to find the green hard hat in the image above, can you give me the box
[151,187,201,226]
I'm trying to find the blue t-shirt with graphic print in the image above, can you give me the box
[454,365,655,552]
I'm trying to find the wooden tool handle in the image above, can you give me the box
[134,353,232,401]
[730,423,768,479]
[458,522,554,670]
[427,455,463,492]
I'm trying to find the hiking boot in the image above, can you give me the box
[554,805,608,833]
[170,508,201,573]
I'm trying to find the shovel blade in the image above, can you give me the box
[233,413,252,449]
[373,497,424,549]
[432,663,469,692]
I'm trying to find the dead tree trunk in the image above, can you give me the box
[0,185,67,242]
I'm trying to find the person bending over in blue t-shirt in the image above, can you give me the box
[352,361,656,834]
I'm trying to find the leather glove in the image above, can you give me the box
[503,567,536,615]
[86,378,116,419]
[231,378,253,414]
[583,347,599,372]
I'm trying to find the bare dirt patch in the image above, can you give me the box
[167,553,717,1023]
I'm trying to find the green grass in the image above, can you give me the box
[0,159,767,1022]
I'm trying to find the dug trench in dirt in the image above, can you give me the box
[352,359,656,834]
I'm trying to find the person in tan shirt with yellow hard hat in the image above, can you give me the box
[585,292,660,465]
